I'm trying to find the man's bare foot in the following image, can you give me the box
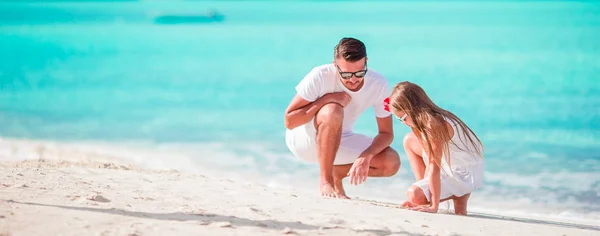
[333,178,350,199]
[320,182,339,198]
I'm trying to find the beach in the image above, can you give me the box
[1,1,599,235]
[1,139,598,236]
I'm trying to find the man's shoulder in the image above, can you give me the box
[301,64,335,84]
[308,63,335,75]
[365,68,389,87]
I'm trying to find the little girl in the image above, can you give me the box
[388,81,485,215]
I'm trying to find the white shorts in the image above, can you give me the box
[285,120,373,165]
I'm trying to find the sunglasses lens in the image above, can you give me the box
[340,73,353,79]
[355,71,366,78]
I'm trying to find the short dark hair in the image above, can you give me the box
[334,37,367,62]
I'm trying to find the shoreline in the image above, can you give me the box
[1,159,598,236]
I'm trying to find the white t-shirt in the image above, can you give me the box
[295,63,392,135]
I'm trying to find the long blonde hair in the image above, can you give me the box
[389,81,484,170]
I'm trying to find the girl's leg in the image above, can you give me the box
[404,185,429,206]
[404,189,472,215]
[452,193,471,215]
[402,132,428,207]
[403,132,426,181]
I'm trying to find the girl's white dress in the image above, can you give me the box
[415,117,485,201]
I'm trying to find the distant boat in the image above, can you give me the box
[154,11,224,24]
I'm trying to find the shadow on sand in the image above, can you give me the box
[6,200,421,236]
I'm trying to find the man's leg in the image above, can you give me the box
[313,103,344,198]
[332,147,401,198]
[332,164,352,198]
[359,147,401,177]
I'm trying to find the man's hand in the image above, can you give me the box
[324,92,351,107]
[347,156,370,185]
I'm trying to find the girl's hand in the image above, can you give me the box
[409,205,438,213]
[400,200,418,209]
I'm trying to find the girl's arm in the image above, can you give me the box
[414,118,449,213]
[427,152,442,211]
[426,119,449,212]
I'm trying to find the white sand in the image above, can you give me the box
[1,157,598,236]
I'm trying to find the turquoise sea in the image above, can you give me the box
[1,0,599,224]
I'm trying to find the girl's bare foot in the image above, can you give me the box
[453,193,471,215]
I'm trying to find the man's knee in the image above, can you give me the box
[407,185,428,205]
[382,147,401,176]
[315,103,344,126]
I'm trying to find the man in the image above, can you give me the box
[284,37,401,199]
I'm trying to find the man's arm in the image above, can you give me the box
[347,115,394,185]
[284,92,351,130]
[360,80,395,160]
[360,115,394,160]
[284,94,329,130]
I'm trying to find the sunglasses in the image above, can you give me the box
[395,113,408,123]
[336,64,368,80]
